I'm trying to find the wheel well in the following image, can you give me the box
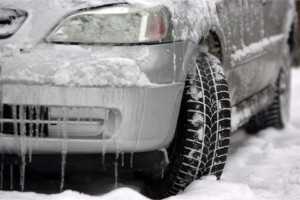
[200,31,223,62]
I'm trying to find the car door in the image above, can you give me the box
[216,0,266,105]
[236,0,273,99]
[263,0,289,37]
[262,0,290,72]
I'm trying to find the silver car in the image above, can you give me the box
[0,0,295,197]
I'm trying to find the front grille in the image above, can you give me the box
[1,105,49,137]
[0,105,111,139]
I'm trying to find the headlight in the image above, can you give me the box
[0,8,27,39]
[46,5,172,44]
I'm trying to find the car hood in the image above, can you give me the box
[0,0,221,48]
[0,0,126,14]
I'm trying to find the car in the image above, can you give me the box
[0,0,296,197]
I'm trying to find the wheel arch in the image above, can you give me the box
[181,28,228,83]
[201,28,227,64]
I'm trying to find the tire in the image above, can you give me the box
[161,52,231,197]
[245,68,291,133]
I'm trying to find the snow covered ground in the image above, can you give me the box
[1,68,300,200]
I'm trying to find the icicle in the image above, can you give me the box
[130,152,134,169]
[28,106,34,138]
[113,150,120,188]
[161,168,165,180]
[158,149,169,180]
[102,144,106,170]
[160,148,170,165]
[35,106,41,137]
[12,105,18,139]
[40,108,45,138]
[60,107,68,191]
[10,164,13,190]
[60,151,67,191]
[28,106,34,163]
[11,105,27,191]
[121,152,125,168]
[19,156,26,191]
[19,105,27,191]
[114,159,118,189]
[0,104,3,134]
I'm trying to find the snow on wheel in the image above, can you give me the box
[201,54,231,178]
[161,52,231,197]
[245,68,291,133]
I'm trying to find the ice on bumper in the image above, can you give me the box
[0,56,151,87]
[51,57,151,86]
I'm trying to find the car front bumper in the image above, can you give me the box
[0,82,184,154]
[0,38,197,155]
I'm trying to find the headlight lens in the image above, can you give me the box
[46,5,172,44]
[0,8,27,39]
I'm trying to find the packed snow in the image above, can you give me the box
[231,34,285,66]
[0,68,299,200]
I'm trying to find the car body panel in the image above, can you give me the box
[216,0,290,104]
[0,82,184,154]
[0,42,190,85]
[0,0,295,154]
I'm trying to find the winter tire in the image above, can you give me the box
[162,52,231,197]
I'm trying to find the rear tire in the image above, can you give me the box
[161,52,231,197]
[245,68,291,133]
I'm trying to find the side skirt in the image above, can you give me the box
[231,85,276,132]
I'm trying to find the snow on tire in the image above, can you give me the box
[201,54,231,178]
[163,52,231,197]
